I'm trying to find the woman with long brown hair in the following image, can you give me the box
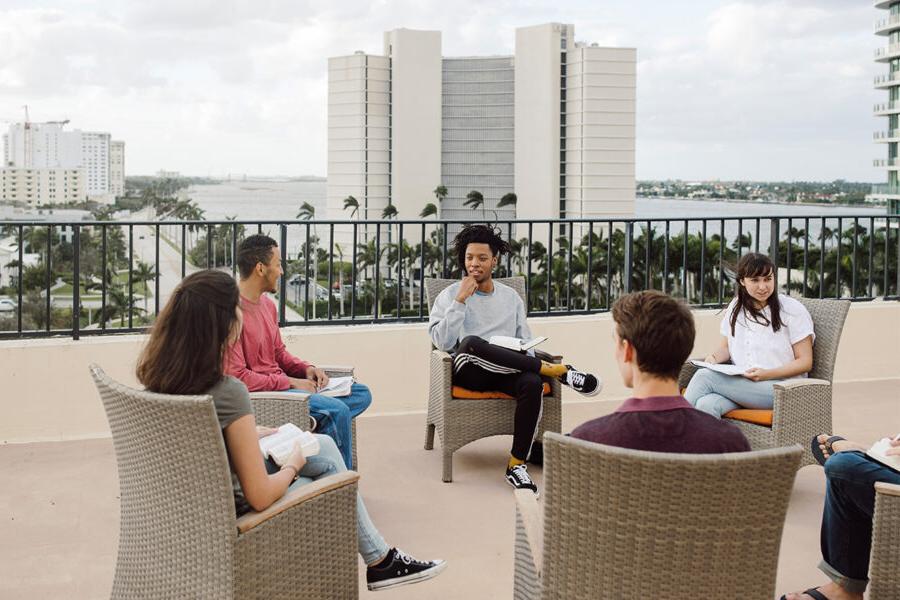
[685,252,815,418]
[136,270,446,592]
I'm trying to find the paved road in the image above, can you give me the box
[128,208,304,321]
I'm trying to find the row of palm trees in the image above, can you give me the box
[278,218,899,319]
[339,186,517,221]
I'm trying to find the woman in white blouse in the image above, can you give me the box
[685,252,815,418]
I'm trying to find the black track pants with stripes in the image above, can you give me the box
[452,335,545,461]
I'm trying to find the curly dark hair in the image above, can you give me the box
[452,224,510,272]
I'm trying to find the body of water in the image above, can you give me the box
[184,180,885,222]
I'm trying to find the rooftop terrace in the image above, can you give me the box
[0,379,897,599]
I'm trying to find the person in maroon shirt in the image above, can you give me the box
[571,290,750,453]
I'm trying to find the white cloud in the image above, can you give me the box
[0,0,885,180]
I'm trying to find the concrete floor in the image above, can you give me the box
[1,380,898,599]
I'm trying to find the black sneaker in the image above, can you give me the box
[366,548,447,591]
[506,464,538,493]
[559,365,602,397]
[526,441,543,467]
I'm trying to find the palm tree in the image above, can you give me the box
[296,201,316,221]
[343,196,360,219]
[419,203,437,218]
[497,192,517,209]
[102,287,143,327]
[464,190,485,219]
[132,260,156,313]
[381,204,398,220]
[433,185,448,205]
[296,202,319,319]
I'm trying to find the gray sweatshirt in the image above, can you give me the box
[428,280,532,352]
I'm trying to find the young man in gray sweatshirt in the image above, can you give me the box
[428,224,600,493]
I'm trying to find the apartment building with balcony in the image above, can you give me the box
[327,24,636,223]
[0,167,86,205]
[2,121,123,205]
[871,0,900,214]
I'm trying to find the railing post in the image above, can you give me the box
[624,222,633,293]
[72,225,80,341]
[769,218,780,291]
[279,224,287,326]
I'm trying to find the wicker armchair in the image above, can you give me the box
[423,277,562,482]
[90,364,360,599]
[869,481,900,599]
[679,297,850,467]
[250,364,360,469]
[513,432,802,600]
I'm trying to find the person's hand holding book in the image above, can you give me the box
[283,441,307,477]
[885,435,900,457]
[307,367,330,391]
[289,377,317,393]
[256,426,278,439]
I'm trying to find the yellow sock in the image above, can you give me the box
[508,455,525,470]
[539,361,567,378]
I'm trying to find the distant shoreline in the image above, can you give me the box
[637,195,880,210]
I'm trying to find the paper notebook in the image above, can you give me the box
[866,436,900,474]
[489,336,548,352]
[690,360,746,377]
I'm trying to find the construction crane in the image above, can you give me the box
[22,105,31,169]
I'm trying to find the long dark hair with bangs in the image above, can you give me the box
[728,252,783,336]
[137,270,240,395]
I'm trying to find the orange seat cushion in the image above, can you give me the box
[723,409,773,427]
[452,383,552,400]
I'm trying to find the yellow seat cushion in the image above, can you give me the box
[451,383,552,400]
[723,409,773,427]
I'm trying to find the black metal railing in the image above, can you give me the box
[0,214,898,340]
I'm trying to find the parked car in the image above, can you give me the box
[0,298,16,313]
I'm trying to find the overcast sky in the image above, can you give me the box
[0,0,885,181]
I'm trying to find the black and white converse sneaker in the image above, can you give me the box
[366,548,447,591]
[559,365,602,397]
[506,464,538,493]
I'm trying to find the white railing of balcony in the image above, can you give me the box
[874,130,900,140]
[870,183,900,195]
[874,72,900,87]
[874,44,900,60]
[873,100,900,113]
[875,13,900,33]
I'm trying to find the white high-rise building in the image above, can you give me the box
[327,24,636,222]
[871,0,900,215]
[3,121,123,203]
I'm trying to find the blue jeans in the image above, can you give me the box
[818,451,900,593]
[683,368,780,418]
[289,434,390,565]
[291,383,372,469]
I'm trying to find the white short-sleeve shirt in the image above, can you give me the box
[720,294,815,374]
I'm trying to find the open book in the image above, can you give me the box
[489,335,548,352]
[259,423,320,467]
[867,435,900,474]
[290,376,354,398]
[690,359,746,377]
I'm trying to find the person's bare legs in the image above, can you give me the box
[814,434,867,461]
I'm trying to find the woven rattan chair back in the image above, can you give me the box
[795,298,850,382]
[90,364,238,598]
[425,277,526,312]
[540,433,802,600]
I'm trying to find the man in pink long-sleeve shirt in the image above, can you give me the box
[226,234,372,469]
